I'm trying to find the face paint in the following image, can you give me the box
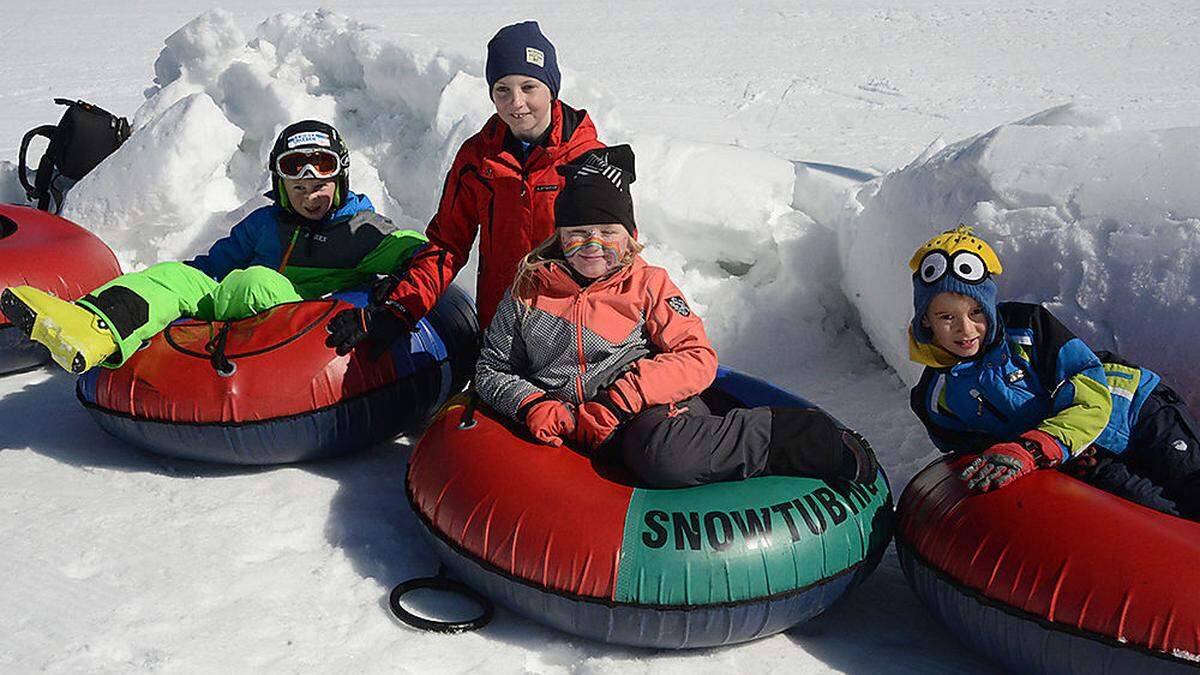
[562,236,622,261]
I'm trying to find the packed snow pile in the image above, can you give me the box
[841,104,1200,404]
[630,136,867,373]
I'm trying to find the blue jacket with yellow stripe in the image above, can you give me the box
[910,302,1159,458]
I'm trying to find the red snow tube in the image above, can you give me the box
[0,204,121,374]
[896,456,1200,673]
[407,368,893,648]
[76,286,477,464]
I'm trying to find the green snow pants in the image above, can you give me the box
[76,262,303,368]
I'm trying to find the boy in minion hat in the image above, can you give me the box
[908,225,1200,519]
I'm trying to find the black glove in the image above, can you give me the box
[325,306,410,360]
[370,274,402,306]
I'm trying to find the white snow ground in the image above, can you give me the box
[2,2,1198,672]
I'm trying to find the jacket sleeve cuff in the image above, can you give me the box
[381,300,416,331]
[603,379,643,419]
[591,391,631,424]
[1021,429,1068,465]
[516,393,548,423]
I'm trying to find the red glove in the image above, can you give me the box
[573,401,622,452]
[960,429,1064,492]
[524,399,576,447]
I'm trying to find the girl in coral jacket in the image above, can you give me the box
[907,226,1200,518]
[474,146,878,487]
[329,21,606,359]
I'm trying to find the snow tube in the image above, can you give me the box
[407,367,893,648]
[76,285,477,464]
[0,205,121,374]
[896,456,1200,673]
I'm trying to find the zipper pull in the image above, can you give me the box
[969,389,983,417]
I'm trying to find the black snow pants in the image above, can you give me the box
[1079,383,1200,520]
[615,396,848,488]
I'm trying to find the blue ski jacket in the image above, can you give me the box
[910,302,1160,458]
[187,193,374,279]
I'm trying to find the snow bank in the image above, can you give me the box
[62,94,243,268]
[633,138,864,375]
[841,104,1200,403]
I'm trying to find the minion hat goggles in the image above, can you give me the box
[910,225,1004,346]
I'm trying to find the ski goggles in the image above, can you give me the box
[913,249,994,285]
[275,148,342,180]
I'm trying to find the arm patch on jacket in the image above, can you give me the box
[666,296,691,316]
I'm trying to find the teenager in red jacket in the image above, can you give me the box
[474,147,878,487]
[327,22,605,353]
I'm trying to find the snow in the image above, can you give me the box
[3,1,1199,672]
[1173,648,1200,663]
[63,93,245,269]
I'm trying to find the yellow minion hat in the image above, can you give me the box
[908,225,1002,277]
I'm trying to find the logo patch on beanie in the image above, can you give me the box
[287,131,332,149]
[667,296,691,316]
[525,47,545,67]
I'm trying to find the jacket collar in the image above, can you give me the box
[529,255,642,296]
[908,322,1008,370]
[908,328,966,369]
[275,191,373,228]
[481,100,596,173]
[326,192,373,222]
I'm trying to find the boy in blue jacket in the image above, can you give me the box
[908,226,1200,518]
[1,120,426,373]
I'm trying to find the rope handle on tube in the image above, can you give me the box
[388,564,494,633]
[204,322,236,377]
[458,389,479,429]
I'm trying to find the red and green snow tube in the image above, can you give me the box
[407,367,893,648]
[76,285,477,464]
[0,205,121,374]
[897,456,1200,673]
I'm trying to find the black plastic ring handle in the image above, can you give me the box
[388,575,494,633]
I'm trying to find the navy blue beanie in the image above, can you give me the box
[486,21,560,98]
[911,273,999,346]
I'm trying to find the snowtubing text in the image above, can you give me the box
[641,480,880,552]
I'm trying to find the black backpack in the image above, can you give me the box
[18,98,131,213]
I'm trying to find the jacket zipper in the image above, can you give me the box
[277,223,302,274]
[573,288,587,404]
[969,388,1010,421]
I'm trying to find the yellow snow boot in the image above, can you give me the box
[0,286,117,373]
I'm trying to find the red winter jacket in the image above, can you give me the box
[475,256,718,422]
[385,100,604,328]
